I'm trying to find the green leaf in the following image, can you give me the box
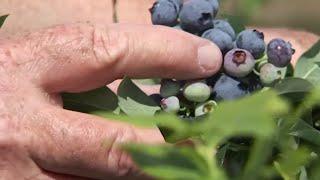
[294,87,320,119]
[274,78,314,95]
[125,144,212,179]
[242,138,273,180]
[274,148,310,180]
[118,97,160,116]
[203,91,287,143]
[216,144,229,167]
[118,77,157,106]
[117,77,160,116]
[62,86,118,113]
[290,120,320,146]
[274,78,314,102]
[0,15,9,28]
[309,160,320,180]
[294,40,320,86]
[299,167,308,180]
[134,79,161,85]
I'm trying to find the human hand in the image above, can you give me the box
[0,0,318,64]
[0,23,222,179]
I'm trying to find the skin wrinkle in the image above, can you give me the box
[28,110,67,170]
[112,126,139,176]
[102,25,131,79]
[91,24,122,76]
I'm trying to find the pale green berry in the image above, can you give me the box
[183,82,211,103]
[160,96,180,113]
[259,63,283,85]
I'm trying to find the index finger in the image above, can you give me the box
[6,23,222,93]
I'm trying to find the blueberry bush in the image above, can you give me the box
[3,0,319,179]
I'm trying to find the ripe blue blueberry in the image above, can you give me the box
[169,0,183,11]
[267,38,295,67]
[183,82,211,103]
[202,28,233,54]
[236,29,266,59]
[179,0,214,34]
[160,96,180,113]
[224,48,255,78]
[160,79,182,98]
[150,0,179,26]
[213,19,236,40]
[205,0,219,17]
[259,63,283,85]
[213,74,249,101]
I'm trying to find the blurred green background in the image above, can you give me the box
[220,0,319,35]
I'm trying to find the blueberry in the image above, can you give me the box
[205,0,219,17]
[236,29,266,59]
[168,0,183,11]
[160,96,180,113]
[202,28,233,54]
[267,38,295,68]
[213,19,236,40]
[259,63,283,85]
[213,74,249,101]
[224,48,255,78]
[179,0,214,34]
[160,79,181,98]
[183,82,211,103]
[195,100,217,117]
[150,0,179,26]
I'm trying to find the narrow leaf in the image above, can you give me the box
[0,14,9,28]
[125,144,211,179]
[294,40,320,86]
[118,97,160,116]
[62,86,118,113]
[290,120,320,146]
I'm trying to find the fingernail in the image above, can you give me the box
[197,42,222,73]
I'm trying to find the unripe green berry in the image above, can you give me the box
[183,82,211,103]
[259,63,283,85]
[160,96,180,113]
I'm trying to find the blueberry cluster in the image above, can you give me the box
[150,0,295,118]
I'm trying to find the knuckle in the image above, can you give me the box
[107,126,140,176]
[92,24,129,68]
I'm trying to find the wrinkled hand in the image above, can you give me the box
[0,23,222,179]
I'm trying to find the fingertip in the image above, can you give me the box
[197,41,223,76]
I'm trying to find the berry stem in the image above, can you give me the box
[253,68,260,76]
